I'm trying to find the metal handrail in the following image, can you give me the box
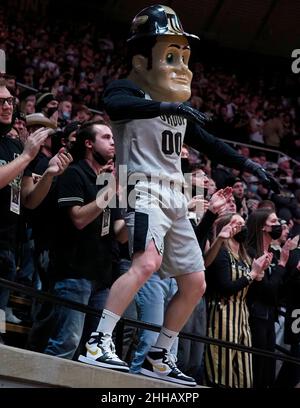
[219,137,300,167]
[0,277,299,367]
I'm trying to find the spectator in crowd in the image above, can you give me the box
[0,80,52,342]
[205,212,271,387]
[275,157,294,190]
[275,248,300,387]
[61,121,80,152]
[227,176,248,219]
[74,104,92,123]
[21,97,36,115]
[11,110,27,143]
[246,209,293,388]
[179,183,234,384]
[249,108,264,144]
[21,113,72,290]
[1,4,297,148]
[44,120,124,359]
[289,208,300,238]
[287,135,300,163]
[257,200,276,211]
[57,99,72,127]
[35,92,59,127]
[237,146,250,159]
[263,110,284,148]
[257,152,268,168]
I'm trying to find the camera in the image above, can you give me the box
[50,130,67,156]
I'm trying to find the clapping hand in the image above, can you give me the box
[46,148,73,176]
[251,252,273,281]
[188,195,209,213]
[23,128,53,161]
[279,238,296,267]
[209,187,233,214]
[218,218,242,240]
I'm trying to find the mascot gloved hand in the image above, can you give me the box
[244,159,281,193]
[160,102,211,126]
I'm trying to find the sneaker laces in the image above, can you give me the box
[164,351,178,369]
[99,335,120,360]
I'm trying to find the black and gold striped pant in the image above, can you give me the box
[205,299,253,388]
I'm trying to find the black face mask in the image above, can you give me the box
[92,150,108,166]
[181,158,190,174]
[45,106,58,117]
[267,224,283,240]
[234,226,248,243]
[0,121,13,136]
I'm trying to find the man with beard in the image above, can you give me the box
[44,120,125,359]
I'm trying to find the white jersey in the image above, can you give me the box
[112,111,187,183]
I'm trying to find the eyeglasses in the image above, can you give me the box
[0,97,15,107]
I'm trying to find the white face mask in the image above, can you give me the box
[248,184,258,193]
[63,111,71,120]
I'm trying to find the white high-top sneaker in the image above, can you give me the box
[78,332,129,372]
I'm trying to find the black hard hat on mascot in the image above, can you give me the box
[127,4,200,43]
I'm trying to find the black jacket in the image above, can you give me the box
[247,246,286,320]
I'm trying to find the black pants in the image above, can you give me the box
[249,316,276,388]
[275,344,300,388]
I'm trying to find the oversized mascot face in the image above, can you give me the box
[135,35,193,103]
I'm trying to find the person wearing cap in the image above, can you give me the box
[78,4,280,385]
[0,79,53,342]
[35,92,59,127]
[278,156,291,168]
[61,121,80,152]
[20,112,73,292]
[12,111,28,143]
[276,156,294,189]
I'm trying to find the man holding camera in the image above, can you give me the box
[21,113,73,290]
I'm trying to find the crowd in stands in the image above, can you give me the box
[1,6,299,152]
[0,6,300,388]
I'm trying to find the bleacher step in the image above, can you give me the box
[0,344,201,388]
[5,322,30,334]
[9,295,31,307]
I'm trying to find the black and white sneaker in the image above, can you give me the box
[140,347,197,386]
[78,332,129,372]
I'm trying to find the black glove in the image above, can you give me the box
[244,159,281,194]
[160,102,211,127]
